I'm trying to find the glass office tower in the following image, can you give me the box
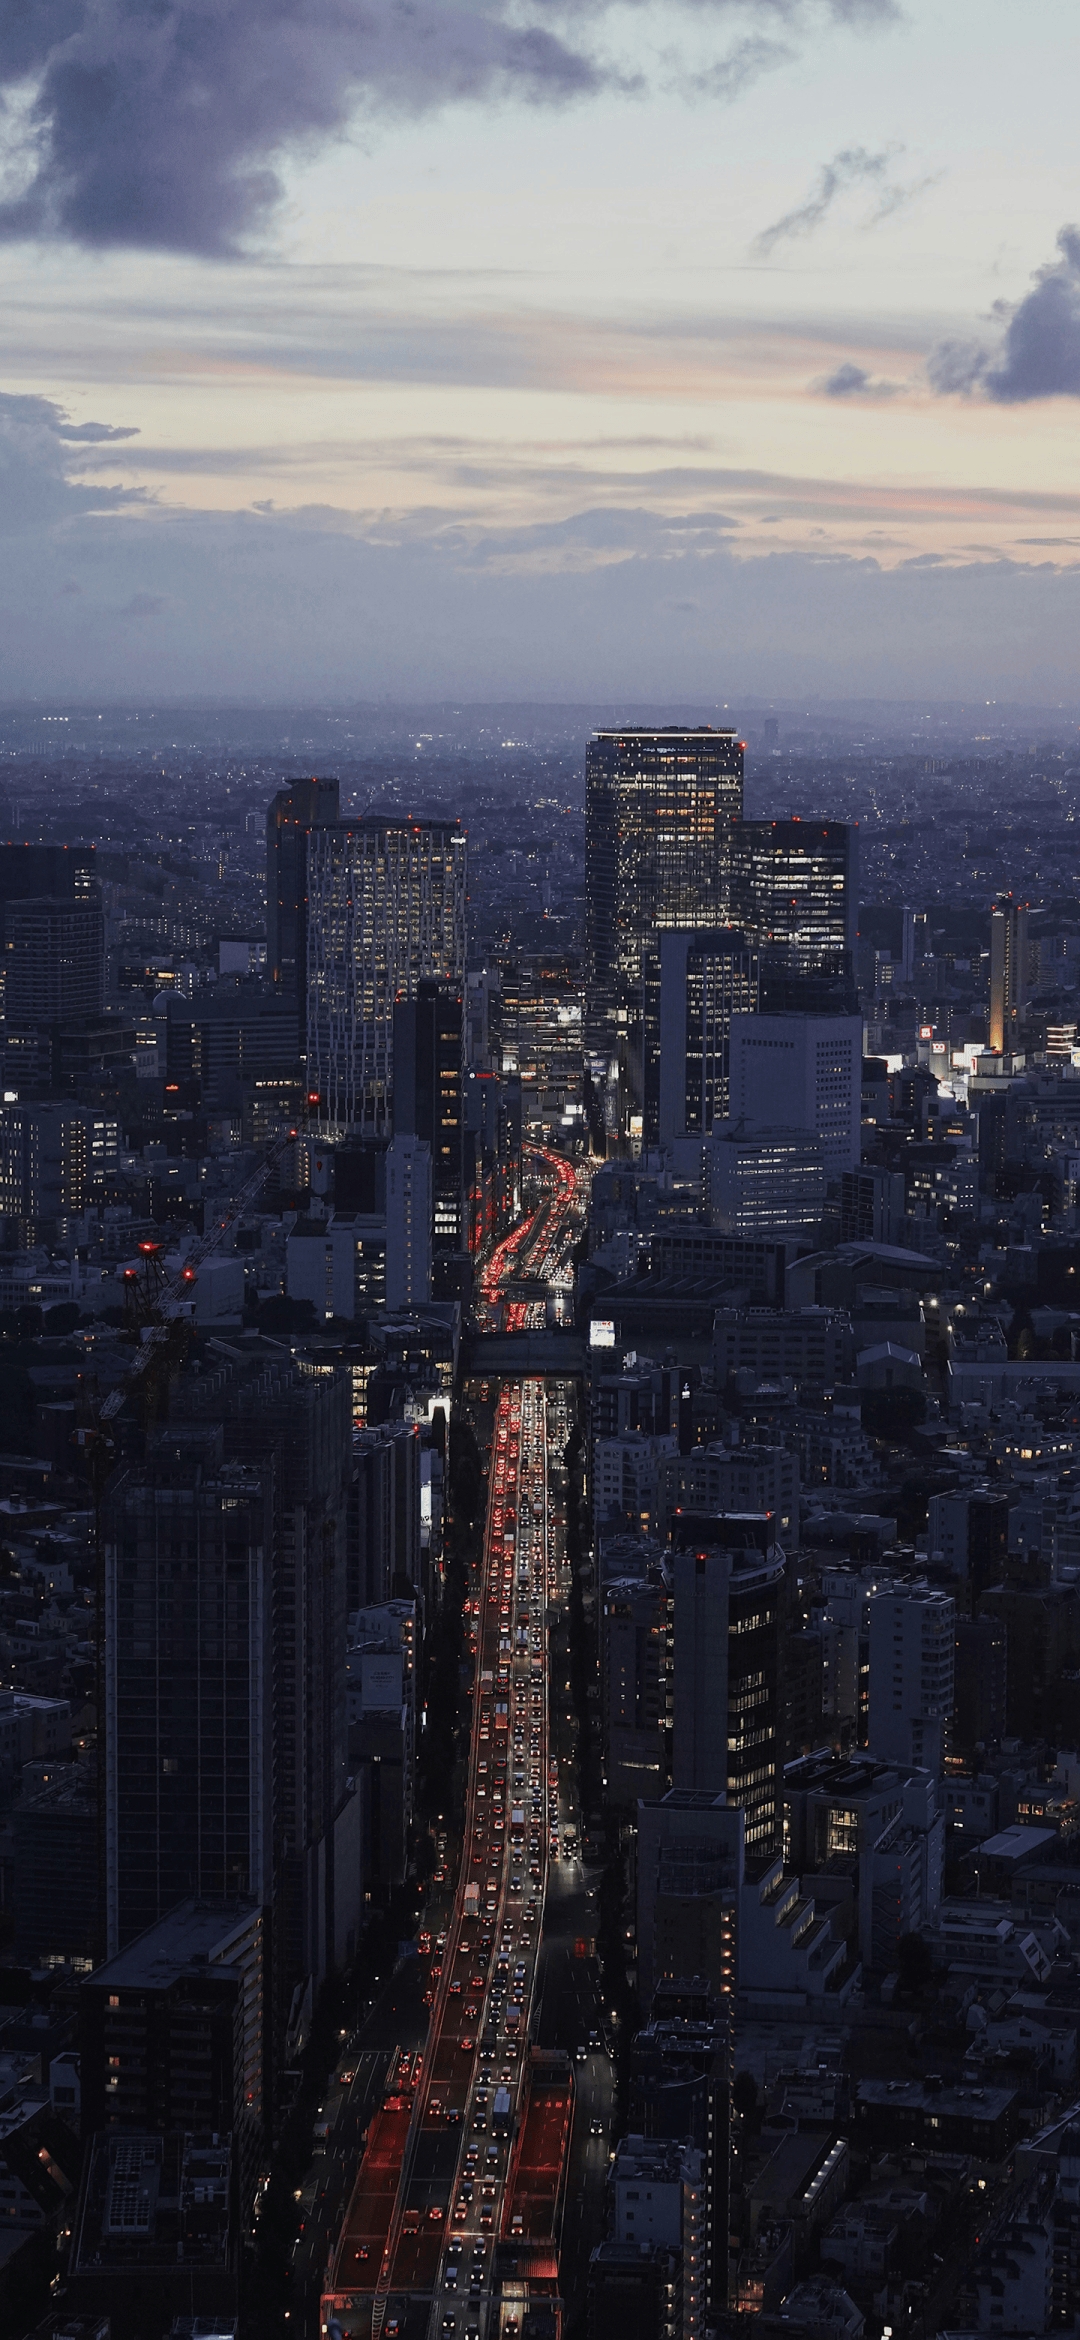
[731,818,858,974]
[585,728,744,1066]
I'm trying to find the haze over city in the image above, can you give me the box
[3,0,1080,700]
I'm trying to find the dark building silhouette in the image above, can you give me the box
[394,978,465,1259]
[79,1898,266,2217]
[266,775,340,1009]
[955,1615,1007,1753]
[671,1513,785,1857]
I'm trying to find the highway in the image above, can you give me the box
[322,1147,592,2340]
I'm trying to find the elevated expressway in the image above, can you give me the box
[323,1150,586,2340]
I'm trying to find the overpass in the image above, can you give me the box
[462,1330,586,1378]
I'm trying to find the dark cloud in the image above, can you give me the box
[815,360,900,398]
[928,227,1080,404]
[0,1,899,256]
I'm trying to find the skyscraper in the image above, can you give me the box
[106,1350,360,2055]
[266,776,341,1009]
[394,978,465,1258]
[990,895,1028,1054]
[103,1426,274,1954]
[4,895,105,1027]
[731,818,858,974]
[306,814,467,1131]
[648,928,759,1146]
[585,728,744,1073]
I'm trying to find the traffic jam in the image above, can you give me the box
[324,1149,586,2340]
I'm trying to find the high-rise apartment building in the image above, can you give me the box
[179,1352,355,1997]
[348,1423,421,1611]
[990,895,1028,1054]
[728,1012,862,1178]
[731,819,858,972]
[266,776,341,1008]
[867,1585,955,1777]
[585,728,744,1070]
[103,1427,274,1955]
[0,1099,90,1235]
[4,896,105,1026]
[670,1516,785,1856]
[306,815,467,1130]
[126,1351,359,2045]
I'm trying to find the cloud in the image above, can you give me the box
[0,1,900,256]
[0,386,140,530]
[119,589,166,617]
[928,226,1080,404]
[814,360,901,398]
[753,144,937,256]
[686,32,794,101]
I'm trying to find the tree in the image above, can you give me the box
[44,1303,81,1335]
[254,1294,317,1335]
[897,1930,935,1994]
[733,2070,758,2121]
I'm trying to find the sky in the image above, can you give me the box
[2,0,1080,704]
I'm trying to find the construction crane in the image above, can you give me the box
[76,1111,312,1956]
[99,1118,307,1419]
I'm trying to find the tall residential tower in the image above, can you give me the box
[306,814,467,1132]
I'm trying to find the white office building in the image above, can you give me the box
[708,1125,824,1237]
[728,1012,862,1177]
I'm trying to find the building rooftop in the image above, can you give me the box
[83,1898,260,1993]
[856,2079,1016,2118]
[71,2131,233,2274]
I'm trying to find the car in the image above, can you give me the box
[442,2318,457,2334]
[590,2118,604,2136]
